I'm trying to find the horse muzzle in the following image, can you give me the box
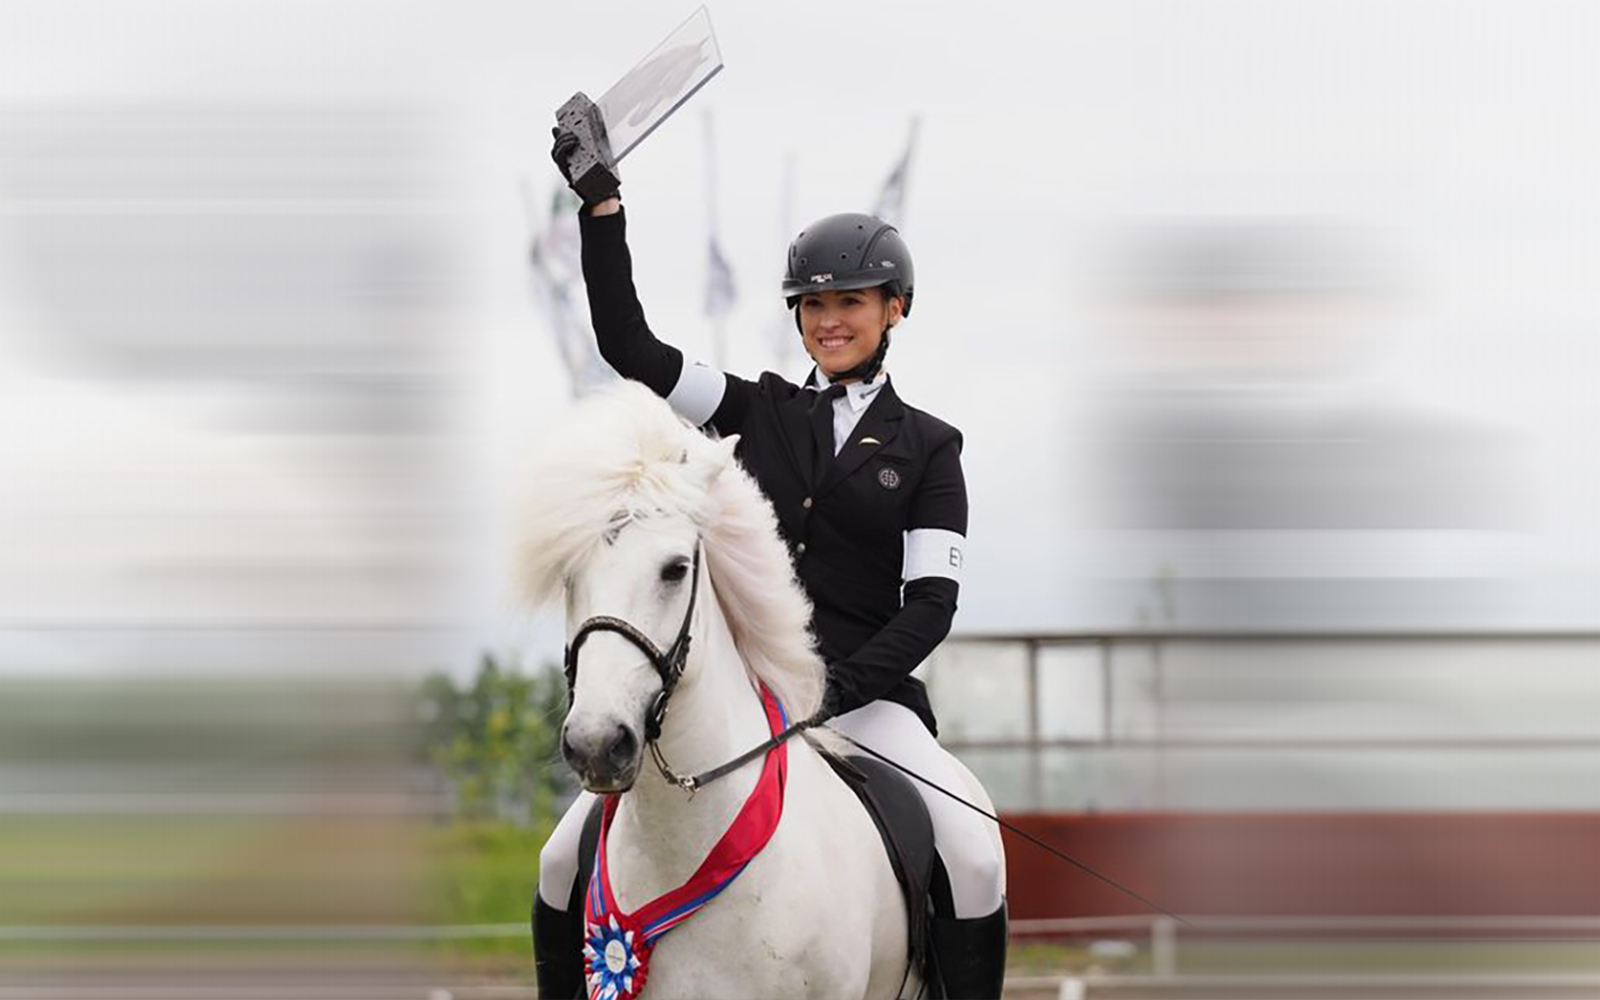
[561,717,642,793]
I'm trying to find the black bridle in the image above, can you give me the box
[562,540,819,795]
[564,544,704,745]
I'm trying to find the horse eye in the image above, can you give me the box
[660,559,690,584]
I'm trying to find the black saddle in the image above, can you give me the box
[570,750,941,994]
[820,749,939,993]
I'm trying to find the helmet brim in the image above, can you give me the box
[783,272,903,301]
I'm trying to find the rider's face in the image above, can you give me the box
[798,289,902,381]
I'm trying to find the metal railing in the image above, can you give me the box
[922,629,1600,812]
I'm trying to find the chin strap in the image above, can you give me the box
[792,302,896,385]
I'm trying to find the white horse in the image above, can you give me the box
[518,381,920,1000]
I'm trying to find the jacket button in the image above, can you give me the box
[802,497,813,509]
[796,542,807,555]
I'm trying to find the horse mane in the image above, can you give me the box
[516,380,827,722]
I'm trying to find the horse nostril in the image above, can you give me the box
[560,729,577,764]
[606,725,638,769]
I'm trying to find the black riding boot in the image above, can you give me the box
[930,902,1009,999]
[533,896,586,1000]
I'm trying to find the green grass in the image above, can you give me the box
[26,815,1600,985]
[0,817,550,984]
[421,819,553,978]
[0,816,549,929]
[0,815,306,924]
[1007,941,1106,975]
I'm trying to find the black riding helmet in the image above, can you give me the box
[783,213,914,383]
[782,213,915,316]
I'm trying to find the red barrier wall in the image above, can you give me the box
[1000,813,1600,919]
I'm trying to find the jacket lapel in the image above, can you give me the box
[815,380,905,498]
[776,383,820,490]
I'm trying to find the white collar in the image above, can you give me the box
[809,369,889,412]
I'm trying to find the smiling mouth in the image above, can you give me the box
[818,334,854,349]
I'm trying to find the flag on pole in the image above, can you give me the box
[706,235,736,320]
[769,151,803,370]
[703,111,736,367]
[525,181,610,396]
[872,117,920,229]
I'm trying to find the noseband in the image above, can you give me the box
[563,543,703,743]
[562,540,819,795]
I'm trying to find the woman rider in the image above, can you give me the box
[536,128,1007,998]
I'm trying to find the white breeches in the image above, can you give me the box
[825,700,1005,917]
[538,700,1005,919]
[538,785,597,909]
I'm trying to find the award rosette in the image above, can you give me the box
[584,912,653,1000]
[580,683,791,1000]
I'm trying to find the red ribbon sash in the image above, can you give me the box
[583,683,790,1000]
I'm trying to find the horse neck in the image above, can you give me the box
[609,572,777,886]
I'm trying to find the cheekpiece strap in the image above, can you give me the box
[564,544,703,738]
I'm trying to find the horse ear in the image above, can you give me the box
[685,434,739,493]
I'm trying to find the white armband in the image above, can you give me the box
[904,528,965,583]
[666,361,726,427]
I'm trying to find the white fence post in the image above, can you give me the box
[1151,915,1178,977]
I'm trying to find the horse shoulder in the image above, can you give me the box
[767,743,911,995]
[649,743,907,1000]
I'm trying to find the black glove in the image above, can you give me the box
[801,703,834,729]
[805,673,841,727]
[550,126,620,208]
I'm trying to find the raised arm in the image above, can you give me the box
[551,132,754,433]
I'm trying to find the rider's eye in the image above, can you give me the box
[660,559,690,584]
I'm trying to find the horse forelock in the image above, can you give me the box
[515,381,826,721]
[517,384,706,603]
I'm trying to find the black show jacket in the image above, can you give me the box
[579,208,966,734]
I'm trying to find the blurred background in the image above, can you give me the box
[4,1,1600,996]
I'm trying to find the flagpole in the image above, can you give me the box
[521,176,578,398]
[872,116,920,229]
[772,150,798,373]
[704,110,729,370]
[524,177,603,398]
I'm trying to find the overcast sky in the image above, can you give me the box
[4,1,1600,678]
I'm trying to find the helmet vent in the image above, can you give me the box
[781,212,912,314]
